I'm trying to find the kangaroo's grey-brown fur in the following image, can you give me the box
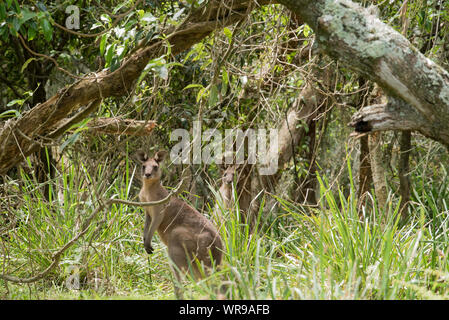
[136,150,223,298]
[215,163,255,231]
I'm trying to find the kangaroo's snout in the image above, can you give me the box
[222,165,237,184]
[142,162,159,179]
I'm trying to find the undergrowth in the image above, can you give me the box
[1,155,448,300]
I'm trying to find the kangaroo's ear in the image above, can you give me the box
[154,150,168,163]
[218,161,227,171]
[135,150,148,162]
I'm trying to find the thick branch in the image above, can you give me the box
[0,0,268,175]
[348,96,449,144]
[277,84,322,168]
[278,0,449,146]
[110,178,184,207]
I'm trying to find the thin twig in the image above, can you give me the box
[0,200,107,284]
[109,178,185,207]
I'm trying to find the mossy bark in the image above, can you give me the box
[278,0,449,147]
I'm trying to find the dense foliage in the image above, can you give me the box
[0,0,449,299]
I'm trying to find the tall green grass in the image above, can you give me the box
[1,154,449,299]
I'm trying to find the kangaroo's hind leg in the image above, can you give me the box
[167,237,195,299]
[168,234,205,299]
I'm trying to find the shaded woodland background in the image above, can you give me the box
[0,0,449,299]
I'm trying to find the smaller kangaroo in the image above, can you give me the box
[136,150,223,298]
[215,163,254,231]
[213,164,237,226]
[218,164,238,210]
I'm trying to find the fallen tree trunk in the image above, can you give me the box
[277,0,449,148]
[0,0,268,175]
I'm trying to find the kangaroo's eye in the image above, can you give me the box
[153,166,158,171]
[142,165,146,170]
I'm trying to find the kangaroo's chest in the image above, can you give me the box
[139,189,168,217]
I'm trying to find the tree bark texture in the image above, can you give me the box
[398,130,411,218]
[277,0,449,147]
[0,0,268,175]
[368,131,388,211]
[2,0,449,176]
[357,135,373,201]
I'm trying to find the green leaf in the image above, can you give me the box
[105,43,115,65]
[221,68,229,96]
[99,34,107,55]
[40,18,52,41]
[208,84,219,107]
[12,0,20,13]
[0,109,21,119]
[165,62,183,68]
[114,26,126,38]
[0,23,8,40]
[112,2,127,14]
[90,22,103,30]
[141,12,157,24]
[144,56,166,69]
[20,9,36,24]
[156,65,168,80]
[21,57,36,73]
[27,24,37,40]
[116,45,126,58]
[70,118,92,134]
[100,14,111,24]
[134,29,144,43]
[10,16,20,35]
[60,132,81,152]
[0,3,6,20]
[110,56,121,72]
[172,8,185,21]
[196,86,208,103]
[303,24,311,37]
[36,1,47,12]
[223,27,233,42]
[183,84,204,91]
[6,99,25,107]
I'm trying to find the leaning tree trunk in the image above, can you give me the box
[277,0,449,147]
[0,0,269,175]
[2,0,449,176]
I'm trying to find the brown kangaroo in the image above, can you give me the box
[218,164,237,209]
[213,164,237,226]
[215,163,254,230]
[136,150,223,297]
